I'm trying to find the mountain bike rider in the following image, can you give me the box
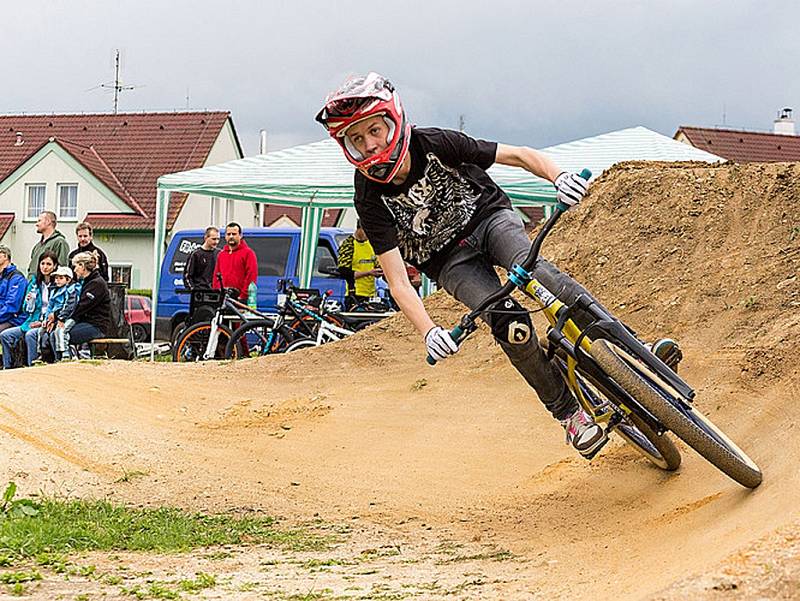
[316,72,677,459]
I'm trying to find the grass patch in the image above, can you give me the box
[0,487,329,564]
[115,470,150,484]
[436,548,514,564]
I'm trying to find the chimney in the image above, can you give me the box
[14,131,24,146]
[773,107,795,135]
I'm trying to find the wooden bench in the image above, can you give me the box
[88,338,133,359]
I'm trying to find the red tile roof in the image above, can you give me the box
[675,126,800,162]
[262,205,343,228]
[0,213,13,241]
[0,112,237,230]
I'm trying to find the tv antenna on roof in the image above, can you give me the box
[90,49,142,113]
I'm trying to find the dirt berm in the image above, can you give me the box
[1,161,799,599]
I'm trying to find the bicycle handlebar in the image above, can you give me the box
[426,168,592,366]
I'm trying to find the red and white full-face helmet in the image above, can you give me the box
[315,72,411,183]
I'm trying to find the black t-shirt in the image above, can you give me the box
[183,247,219,290]
[354,127,510,279]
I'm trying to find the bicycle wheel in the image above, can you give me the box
[591,339,762,488]
[285,338,318,353]
[573,369,681,471]
[172,322,240,362]
[224,318,279,359]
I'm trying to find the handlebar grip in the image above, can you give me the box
[579,168,592,180]
[426,325,465,366]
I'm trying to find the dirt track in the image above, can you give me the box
[1,161,799,599]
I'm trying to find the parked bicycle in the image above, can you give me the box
[224,279,393,358]
[172,278,274,362]
[431,169,762,489]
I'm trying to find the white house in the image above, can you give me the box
[0,111,259,288]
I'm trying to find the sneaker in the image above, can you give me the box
[561,407,607,459]
[650,338,682,373]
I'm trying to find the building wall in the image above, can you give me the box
[92,231,152,289]
[0,120,254,288]
[0,148,133,276]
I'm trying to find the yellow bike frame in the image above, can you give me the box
[521,278,614,423]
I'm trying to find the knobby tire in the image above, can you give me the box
[590,339,762,488]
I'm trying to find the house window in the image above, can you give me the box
[57,184,78,220]
[26,184,46,219]
[110,264,132,288]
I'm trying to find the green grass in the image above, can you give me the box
[0,497,329,564]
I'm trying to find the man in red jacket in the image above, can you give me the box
[212,222,258,301]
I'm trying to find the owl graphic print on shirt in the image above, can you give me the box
[380,153,478,265]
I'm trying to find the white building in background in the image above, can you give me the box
[0,111,260,288]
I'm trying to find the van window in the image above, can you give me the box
[170,236,205,274]
[314,244,338,277]
[248,236,293,276]
[293,240,339,278]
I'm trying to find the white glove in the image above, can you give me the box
[425,326,459,362]
[554,171,589,207]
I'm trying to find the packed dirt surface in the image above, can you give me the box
[1,161,799,599]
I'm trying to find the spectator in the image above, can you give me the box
[68,222,110,281]
[28,211,69,277]
[1,251,58,368]
[212,222,257,302]
[0,245,28,335]
[68,251,111,348]
[183,226,220,290]
[40,266,81,361]
[337,222,382,309]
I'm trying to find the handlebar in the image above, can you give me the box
[426,168,592,365]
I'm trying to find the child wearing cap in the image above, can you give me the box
[40,266,82,360]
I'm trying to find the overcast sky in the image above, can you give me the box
[3,0,798,155]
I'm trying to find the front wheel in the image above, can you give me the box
[172,322,240,362]
[224,318,279,359]
[591,339,762,488]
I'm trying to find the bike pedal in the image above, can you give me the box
[580,434,610,461]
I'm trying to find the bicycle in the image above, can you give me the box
[430,169,762,489]
[224,280,392,358]
[172,282,274,362]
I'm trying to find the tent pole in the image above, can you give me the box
[150,187,170,361]
[298,201,322,288]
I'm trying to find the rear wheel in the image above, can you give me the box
[172,322,240,362]
[573,366,681,471]
[591,339,762,488]
[131,323,150,343]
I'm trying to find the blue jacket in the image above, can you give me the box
[46,281,82,322]
[0,264,28,326]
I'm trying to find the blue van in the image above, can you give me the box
[155,227,354,341]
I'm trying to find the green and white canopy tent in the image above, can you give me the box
[152,126,720,346]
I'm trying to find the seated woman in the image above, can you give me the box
[0,251,58,368]
[67,251,111,347]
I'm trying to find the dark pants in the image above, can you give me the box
[69,322,104,346]
[437,209,599,421]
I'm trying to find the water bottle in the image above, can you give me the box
[247,282,257,311]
